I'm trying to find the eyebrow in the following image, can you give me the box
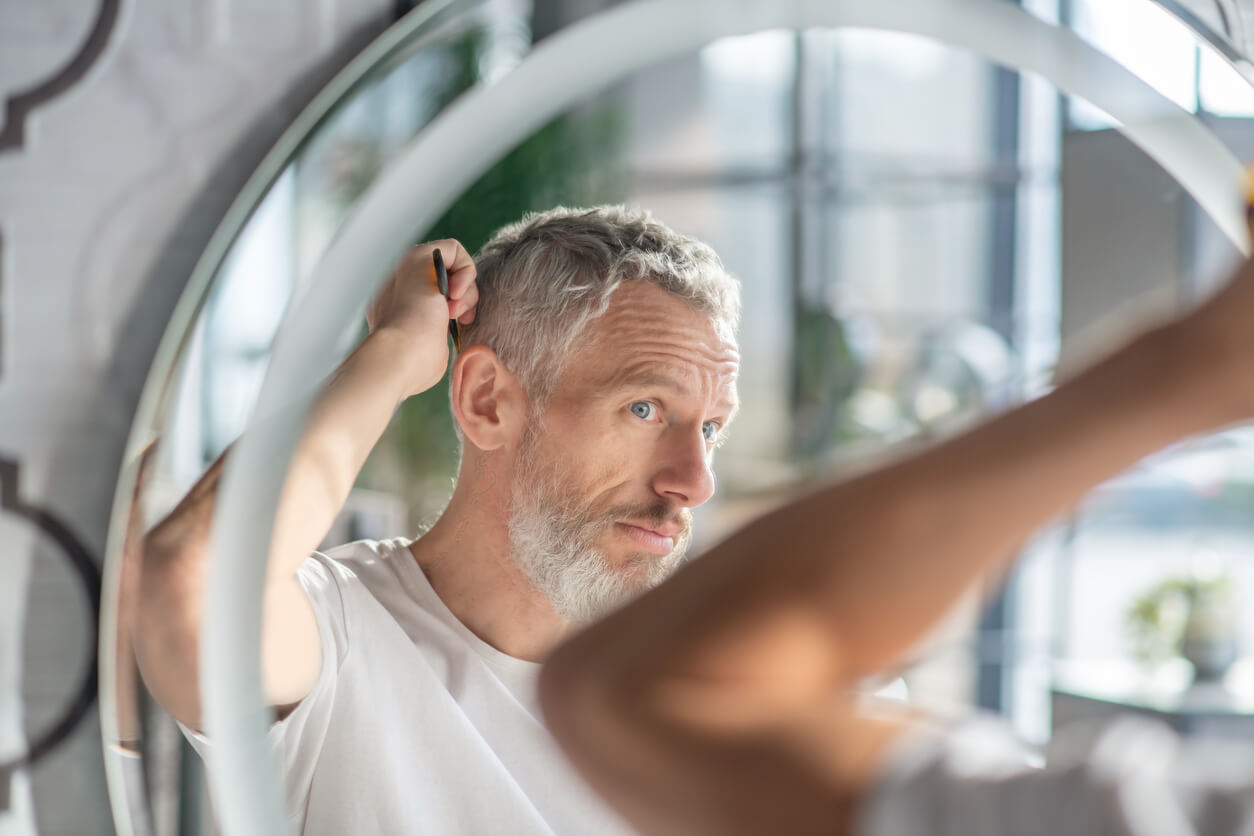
[610,370,740,423]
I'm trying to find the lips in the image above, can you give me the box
[623,520,683,538]
[615,521,681,555]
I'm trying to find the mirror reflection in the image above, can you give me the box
[104,0,1254,833]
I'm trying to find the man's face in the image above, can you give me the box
[507,281,740,624]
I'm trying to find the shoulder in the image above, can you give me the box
[298,536,416,604]
[307,536,414,577]
[316,536,413,569]
[288,538,414,659]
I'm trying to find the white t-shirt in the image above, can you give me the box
[859,714,1254,835]
[189,537,636,835]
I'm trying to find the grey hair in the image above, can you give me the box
[459,205,741,404]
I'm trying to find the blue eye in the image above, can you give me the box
[701,421,719,443]
[630,402,655,420]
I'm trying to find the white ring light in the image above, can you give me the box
[203,1,1250,833]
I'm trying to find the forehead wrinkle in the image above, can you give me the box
[589,284,737,348]
[600,354,739,418]
[607,337,739,375]
[590,315,740,367]
[568,283,740,411]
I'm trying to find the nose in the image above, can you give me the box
[651,425,716,508]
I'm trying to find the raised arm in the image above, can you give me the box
[540,254,1254,835]
[134,241,478,730]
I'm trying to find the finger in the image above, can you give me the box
[448,267,477,306]
[448,280,477,320]
[452,283,479,323]
[436,241,477,299]
[412,239,474,274]
[436,238,475,276]
[404,240,462,287]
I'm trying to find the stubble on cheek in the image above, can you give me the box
[514,420,694,591]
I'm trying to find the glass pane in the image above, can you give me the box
[620,30,795,173]
[827,28,993,161]
[1068,0,1200,129]
[1200,48,1254,116]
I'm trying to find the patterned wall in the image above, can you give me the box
[0,1,392,831]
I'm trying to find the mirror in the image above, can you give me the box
[99,0,1254,832]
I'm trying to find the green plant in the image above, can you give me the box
[1126,574,1235,665]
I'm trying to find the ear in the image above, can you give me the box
[450,345,528,451]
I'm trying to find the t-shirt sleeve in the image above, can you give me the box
[179,551,352,829]
[858,714,1254,836]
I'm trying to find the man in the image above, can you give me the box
[136,205,742,833]
[538,216,1254,833]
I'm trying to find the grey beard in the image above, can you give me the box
[507,430,690,625]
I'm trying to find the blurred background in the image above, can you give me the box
[8,0,1254,832]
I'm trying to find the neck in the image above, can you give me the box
[407,466,574,662]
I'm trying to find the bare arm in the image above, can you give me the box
[135,241,478,730]
[541,257,1254,835]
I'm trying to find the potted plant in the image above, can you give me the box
[1126,572,1239,682]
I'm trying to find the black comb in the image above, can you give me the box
[432,248,462,351]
